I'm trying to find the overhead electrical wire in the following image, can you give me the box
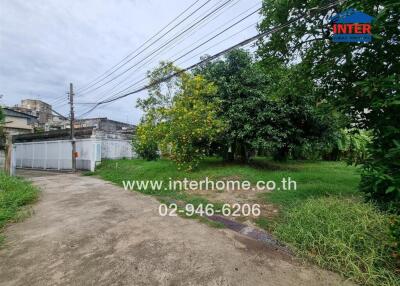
[77,0,234,96]
[81,19,258,113]
[169,1,259,60]
[57,0,248,113]
[76,22,258,117]
[78,0,233,98]
[77,0,215,94]
[78,0,343,118]
[77,0,205,92]
[77,0,258,109]
[173,7,260,63]
[177,21,257,66]
[49,107,68,119]
[76,0,245,103]
[49,94,67,105]
[78,0,342,118]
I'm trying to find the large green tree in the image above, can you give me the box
[258,0,400,211]
[196,49,338,162]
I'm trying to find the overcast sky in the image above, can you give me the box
[0,0,260,124]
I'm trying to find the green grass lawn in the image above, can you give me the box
[94,157,360,203]
[94,157,399,286]
[0,172,39,245]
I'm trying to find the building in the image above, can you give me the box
[74,117,135,132]
[44,115,69,131]
[11,99,68,131]
[3,108,38,136]
[16,99,53,125]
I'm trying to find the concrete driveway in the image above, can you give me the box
[0,170,350,286]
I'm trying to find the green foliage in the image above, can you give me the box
[33,127,45,133]
[0,172,39,244]
[275,197,399,286]
[195,49,269,162]
[136,62,224,170]
[336,129,371,162]
[258,0,400,211]
[324,129,372,163]
[196,49,339,162]
[389,215,400,272]
[133,122,160,161]
[265,64,341,161]
[360,139,400,213]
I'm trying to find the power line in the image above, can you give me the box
[77,0,212,94]
[78,1,343,118]
[78,0,233,97]
[173,7,260,63]
[77,1,258,109]
[50,107,68,119]
[77,0,245,103]
[49,94,68,105]
[78,0,233,96]
[76,19,291,118]
[170,1,259,60]
[178,21,257,66]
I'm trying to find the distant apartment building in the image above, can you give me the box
[11,99,64,130]
[18,99,53,124]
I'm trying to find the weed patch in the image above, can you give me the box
[275,197,399,286]
[0,172,39,244]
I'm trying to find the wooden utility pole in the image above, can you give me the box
[69,83,76,172]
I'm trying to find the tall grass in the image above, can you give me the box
[275,197,399,286]
[0,172,39,244]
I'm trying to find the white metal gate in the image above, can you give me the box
[14,139,101,171]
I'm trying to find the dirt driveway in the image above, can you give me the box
[0,170,351,286]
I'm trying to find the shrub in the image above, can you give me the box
[0,172,39,233]
[360,139,400,213]
[389,215,400,273]
[136,63,224,170]
[275,197,399,286]
[132,125,159,161]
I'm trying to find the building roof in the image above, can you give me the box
[21,99,51,107]
[3,107,38,119]
[12,127,94,143]
[75,117,107,122]
[75,117,135,127]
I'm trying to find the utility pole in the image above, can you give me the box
[69,83,76,172]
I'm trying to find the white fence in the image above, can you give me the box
[12,138,134,172]
[101,139,134,159]
[14,139,101,171]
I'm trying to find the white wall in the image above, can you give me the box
[101,139,134,159]
[14,139,101,171]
